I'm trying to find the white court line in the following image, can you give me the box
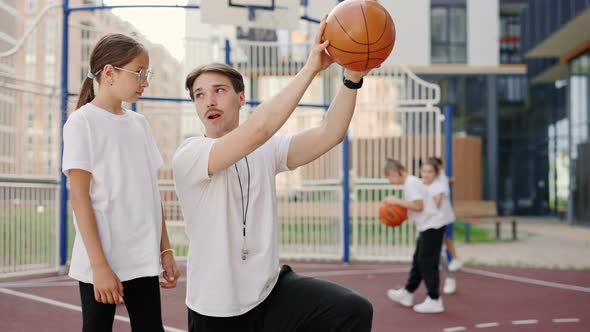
[289,262,404,269]
[512,319,538,325]
[463,267,590,293]
[18,275,71,283]
[475,322,499,328]
[0,282,81,288]
[443,327,466,332]
[0,288,186,332]
[305,267,408,277]
[0,278,187,288]
[0,275,71,287]
[553,318,580,323]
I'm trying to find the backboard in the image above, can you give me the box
[201,0,300,30]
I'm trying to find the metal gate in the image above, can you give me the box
[229,41,441,261]
[349,67,441,261]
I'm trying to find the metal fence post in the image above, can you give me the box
[59,0,70,267]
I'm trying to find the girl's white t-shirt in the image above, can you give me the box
[437,173,456,223]
[425,181,451,230]
[62,103,164,283]
[404,175,429,227]
[173,135,292,317]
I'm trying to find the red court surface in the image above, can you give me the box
[1,261,589,332]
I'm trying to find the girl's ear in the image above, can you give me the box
[101,64,115,82]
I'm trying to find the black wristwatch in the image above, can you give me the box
[343,76,363,89]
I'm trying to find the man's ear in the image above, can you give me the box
[239,91,246,106]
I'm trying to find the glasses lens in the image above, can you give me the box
[138,69,153,83]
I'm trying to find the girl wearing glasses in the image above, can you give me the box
[62,33,179,332]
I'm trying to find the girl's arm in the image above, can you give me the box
[433,193,444,209]
[159,204,179,288]
[69,169,123,304]
[384,195,424,212]
[399,199,424,212]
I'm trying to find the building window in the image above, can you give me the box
[431,4,466,64]
[27,136,33,151]
[80,65,88,82]
[26,0,36,12]
[25,159,33,174]
[25,65,36,81]
[498,75,525,103]
[45,65,55,84]
[45,20,56,64]
[500,15,521,64]
[80,21,95,82]
[25,19,37,64]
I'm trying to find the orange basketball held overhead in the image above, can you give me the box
[378,202,407,227]
[323,0,396,71]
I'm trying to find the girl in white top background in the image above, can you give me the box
[384,159,447,313]
[62,34,179,332]
[432,157,463,272]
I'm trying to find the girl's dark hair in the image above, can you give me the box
[76,34,145,109]
[431,157,443,166]
[384,158,406,176]
[185,63,245,101]
[423,158,440,175]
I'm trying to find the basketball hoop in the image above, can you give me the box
[201,0,299,30]
[229,0,276,21]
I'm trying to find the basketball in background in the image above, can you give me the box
[323,0,396,71]
[378,202,407,227]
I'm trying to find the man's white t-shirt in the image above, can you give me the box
[62,103,164,283]
[173,135,292,317]
[437,173,456,224]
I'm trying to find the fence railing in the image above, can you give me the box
[1,36,441,277]
[0,181,60,277]
[351,184,415,261]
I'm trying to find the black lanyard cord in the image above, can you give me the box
[234,156,250,260]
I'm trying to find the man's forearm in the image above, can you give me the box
[322,85,358,145]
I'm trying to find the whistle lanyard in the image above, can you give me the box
[234,156,250,260]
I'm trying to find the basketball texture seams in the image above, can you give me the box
[324,0,396,71]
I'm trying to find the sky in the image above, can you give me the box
[103,0,189,62]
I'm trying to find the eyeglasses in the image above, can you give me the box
[114,66,153,84]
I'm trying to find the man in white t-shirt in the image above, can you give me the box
[173,19,372,332]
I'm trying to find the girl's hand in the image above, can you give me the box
[383,195,401,206]
[92,264,123,304]
[160,251,180,289]
[304,15,335,74]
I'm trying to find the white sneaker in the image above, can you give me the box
[387,288,414,307]
[413,297,444,313]
[448,259,463,272]
[443,277,456,294]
